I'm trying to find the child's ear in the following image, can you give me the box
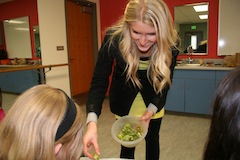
[54,143,63,155]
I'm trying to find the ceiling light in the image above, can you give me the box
[199,15,208,20]
[193,5,208,12]
[4,20,25,24]
[15,28,29,31]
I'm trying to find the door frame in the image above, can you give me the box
[88,0,101,51]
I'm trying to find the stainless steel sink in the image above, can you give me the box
[182,63,201,67]
[178,63,201,67]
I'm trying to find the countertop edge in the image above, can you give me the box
[175,66,235,70]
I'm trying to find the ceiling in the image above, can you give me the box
[0,0,13,4]
[174,4,208,24]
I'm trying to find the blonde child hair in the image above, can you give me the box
[0,85,84,160]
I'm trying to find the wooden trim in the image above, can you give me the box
[0,63,69,73]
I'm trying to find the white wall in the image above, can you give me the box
[218,0,240,55]
[37,0,100,96]
[37,0,71,95]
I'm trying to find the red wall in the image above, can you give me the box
[0,0,221,59]
[0,0,38,59]
[99,0,127,40]
[99,0,221,59]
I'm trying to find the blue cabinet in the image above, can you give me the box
[166,79,185,112]
[215,70,230,87]
[0,70,39,94]
[165,69,230,115]
[185,79,215,114]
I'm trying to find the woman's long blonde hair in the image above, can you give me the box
[108,0,178,93]
[0,85,84,160]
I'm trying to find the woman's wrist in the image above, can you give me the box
[147,103,158,115]
[86,112,98,124]
[87,121,97,130]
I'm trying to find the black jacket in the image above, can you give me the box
[86,34,179,117]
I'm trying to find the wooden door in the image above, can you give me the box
[66,0,95,96]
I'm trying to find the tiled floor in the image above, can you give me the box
[2,92,19,112]
[90,99,211,160]
[2,92,211,160]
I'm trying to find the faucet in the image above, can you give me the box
[187,45,194,63]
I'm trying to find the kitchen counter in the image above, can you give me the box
[0,63,68,73]
[175,65,235,71]
[0,63,69,94]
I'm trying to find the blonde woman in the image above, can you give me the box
[83,0,179,159]
[0,85,84,160]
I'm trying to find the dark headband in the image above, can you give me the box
[55,90,77,141]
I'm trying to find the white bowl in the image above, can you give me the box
[111,116,148,148]
[80,158,131,160]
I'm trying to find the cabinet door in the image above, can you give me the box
[215,70,230,88]
[0,73,9,92]
[0,70,39,94]
[165,79,185,112]
[185,79,215,115]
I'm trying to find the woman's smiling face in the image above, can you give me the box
[130,21,157,53]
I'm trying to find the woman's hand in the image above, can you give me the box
[140,110,154,127]
[83,121,100,158]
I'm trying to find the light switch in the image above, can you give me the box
[56,46,64,51]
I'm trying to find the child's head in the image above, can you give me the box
[204,68,240,159]
[0,85,84,159]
